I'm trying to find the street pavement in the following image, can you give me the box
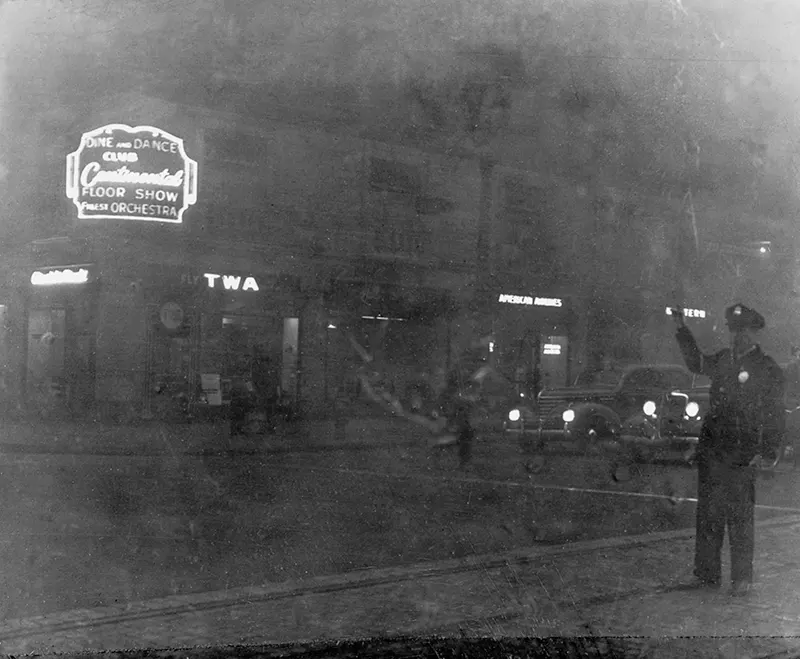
[2,417,800,656]
[3,515,800,655]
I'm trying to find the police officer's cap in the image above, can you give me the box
[725,303,765,331]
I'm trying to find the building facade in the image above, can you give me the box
[0,91,482,421]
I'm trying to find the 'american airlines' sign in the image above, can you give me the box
[498,294,563,307]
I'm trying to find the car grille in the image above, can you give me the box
[537,399,562,424]
[537,394,614,428]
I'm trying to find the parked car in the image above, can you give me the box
[504,364,709,462]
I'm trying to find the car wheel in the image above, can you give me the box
[524,455,546,475]
[611,461,633,483]
[578,414,607,453]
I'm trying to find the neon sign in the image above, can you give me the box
[665,306,706,319]
[31,268,89,286]
[498,294,563,307]
[66,124,198,224]
[203,273,259,292]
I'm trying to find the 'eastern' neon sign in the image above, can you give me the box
[31,268,89,286]
[498,294,563,307]
[66,124,198,224]
[665,306,706,319]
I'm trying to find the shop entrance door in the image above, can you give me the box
[26,308,67,414]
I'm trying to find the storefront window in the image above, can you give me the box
[200,314,275,376]
[197,312,285,404]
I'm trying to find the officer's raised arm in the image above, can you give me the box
[671,306,717,376]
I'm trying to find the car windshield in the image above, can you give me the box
[571,369,623,387]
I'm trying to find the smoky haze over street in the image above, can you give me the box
[2,0,800,656]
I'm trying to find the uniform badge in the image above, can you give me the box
[738,371,749,383]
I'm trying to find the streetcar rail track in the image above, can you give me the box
[3,514,800,645]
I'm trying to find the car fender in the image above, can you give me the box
[620,412,659,438]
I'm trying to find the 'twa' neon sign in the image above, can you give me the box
[203,273,259,292]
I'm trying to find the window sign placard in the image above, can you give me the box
[66,124,198,224]
[200,373,222,406]
[159,302,184,330]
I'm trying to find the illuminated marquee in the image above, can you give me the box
[498,294,563,307]
[665,306,707,319]
[66,124,198,224]
[30,268,89,286]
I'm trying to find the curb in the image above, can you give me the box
[4,514,800,644]
[0,440,385,457]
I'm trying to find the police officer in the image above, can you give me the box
[672,303,785,596]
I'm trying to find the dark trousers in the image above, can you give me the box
[458,424,474,467]
[694,458,756,584]
[230,398,250,435]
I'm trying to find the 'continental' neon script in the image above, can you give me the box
[79,163,184,188]
[498,294,563,307]
[31,268,89,286]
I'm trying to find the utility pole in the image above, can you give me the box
[456,51,519,341]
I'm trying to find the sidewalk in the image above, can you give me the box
[3,515,800,656]
[0,416,431,456]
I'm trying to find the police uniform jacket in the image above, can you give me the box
[676,327,785,466]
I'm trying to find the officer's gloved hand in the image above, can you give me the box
[763,448,780,469]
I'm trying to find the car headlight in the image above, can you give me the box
[685,401,700,418]
[508,409,521,422]
[562,409,575,423]
[643,400,657,417]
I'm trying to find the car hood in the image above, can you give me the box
[538,386,616,399]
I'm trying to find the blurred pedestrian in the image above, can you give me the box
[673,303,785,596]
[229,374,254,437]
[252,348,279,432]
[438,362,480,470]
